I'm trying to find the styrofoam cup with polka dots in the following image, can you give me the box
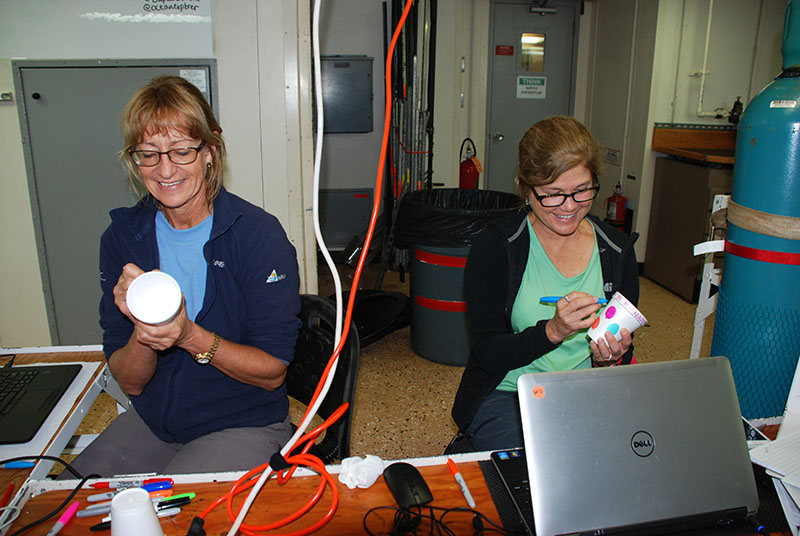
[586,292,647,343]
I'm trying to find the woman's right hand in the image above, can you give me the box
[545,292,604,344]
[113,263,145,322]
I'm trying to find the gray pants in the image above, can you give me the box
[65,407,292,478]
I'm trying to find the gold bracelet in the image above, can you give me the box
[194,332,220,365]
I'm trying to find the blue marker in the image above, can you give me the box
[1,461,35,469]
[540,296,608,304]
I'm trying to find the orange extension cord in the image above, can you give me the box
[195,1,415,534]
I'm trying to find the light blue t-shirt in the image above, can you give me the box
[497,217,604,391]
[155,211,213,321]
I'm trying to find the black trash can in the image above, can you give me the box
[394,189,520,366]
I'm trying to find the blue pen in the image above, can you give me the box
[540,296,608,304]
[1,461,35,469]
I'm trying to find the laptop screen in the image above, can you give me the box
[515,357,758,536]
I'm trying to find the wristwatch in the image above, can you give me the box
[194,332,220,365]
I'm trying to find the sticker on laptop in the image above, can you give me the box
[532,385,545,399]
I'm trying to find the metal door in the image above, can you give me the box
[14,60,216,345]
[485,1,579,193]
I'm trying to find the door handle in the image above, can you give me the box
[494,132,505,141]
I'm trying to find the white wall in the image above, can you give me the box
[317,0,386,192]
[585,0,784,261]
[432,0,491,189]
[210,0,316,294]
[0,0,789,345]
[0,1,213,58]
[0,60,52,347]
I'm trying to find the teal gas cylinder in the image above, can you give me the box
[710,0,800,418]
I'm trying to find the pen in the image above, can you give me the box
[156,495,192,509]
[0,483,14,508]
[87,480,173,502]
[78,492,194,518]
[155,492,195,504]
[446,458,476,508]
[90,477,173,489]
[94,506,182,528]
[45,501,80,536]
[540,296,608,304]
[1,461,35,469]
[76,504,112,518]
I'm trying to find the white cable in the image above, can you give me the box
[696,0,716,117]
[225,0,344,533]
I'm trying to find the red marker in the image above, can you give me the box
[0,483,14,508]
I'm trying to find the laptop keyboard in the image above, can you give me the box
[491,448,535,534]
[0,369,38,415]
[509,474,534,530]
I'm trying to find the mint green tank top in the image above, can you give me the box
[497,217,604,391]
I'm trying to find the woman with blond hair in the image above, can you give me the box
[451,116,639,451]
[68,76,301,476]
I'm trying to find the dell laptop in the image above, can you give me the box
[497,357,758,536]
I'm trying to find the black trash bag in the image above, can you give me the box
[328,290,410,348]
[394,189,521,249]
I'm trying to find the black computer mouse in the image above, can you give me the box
[382,462,433,509]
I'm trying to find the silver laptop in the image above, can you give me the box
[516,356,758,536]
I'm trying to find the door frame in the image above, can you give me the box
[485,0,582,189]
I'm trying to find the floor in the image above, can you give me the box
[70,258,714,466]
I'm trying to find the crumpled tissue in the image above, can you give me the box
[338,455,385,489]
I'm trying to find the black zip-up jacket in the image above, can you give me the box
[451,209,639,432]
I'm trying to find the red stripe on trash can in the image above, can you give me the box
[725,240,800,265]
[415,248,468,268]
[415,295,468,312]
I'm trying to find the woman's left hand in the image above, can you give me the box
[133,300,193,352]
[590,328,632,366]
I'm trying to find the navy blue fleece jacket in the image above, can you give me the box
[99,188,301,443]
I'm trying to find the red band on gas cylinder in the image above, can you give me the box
[414,248,468,268]
[725,240,800,265]
[415,295,468,312]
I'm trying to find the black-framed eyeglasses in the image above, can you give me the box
[531,185,600,207]
[130,140,206,167]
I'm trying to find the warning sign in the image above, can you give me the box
[517,76,546,99]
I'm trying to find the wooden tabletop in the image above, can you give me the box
[652,126,737,164]
[4,460,498,534]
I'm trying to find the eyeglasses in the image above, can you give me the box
[531,186,600,207]
[130,141,206,167]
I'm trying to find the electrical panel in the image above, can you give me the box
[321,55,373,133]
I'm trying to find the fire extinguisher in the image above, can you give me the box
[459,138,481,189]
[605,182,627,230]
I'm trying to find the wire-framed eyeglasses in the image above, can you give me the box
[130,141,206,167]
[531,186,600,207]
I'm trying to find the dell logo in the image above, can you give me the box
[631,431,655,457]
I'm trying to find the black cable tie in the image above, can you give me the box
[270,452,291,471]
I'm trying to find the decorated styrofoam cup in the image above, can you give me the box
[126,271,182,325]
[110,488,165,536]
[586,292,647,343]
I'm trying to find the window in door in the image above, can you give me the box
[521,32,545,72]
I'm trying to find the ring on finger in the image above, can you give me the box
[564,295,570,303]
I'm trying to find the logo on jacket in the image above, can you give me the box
[266,269,286,283]
[604,282,613,292]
